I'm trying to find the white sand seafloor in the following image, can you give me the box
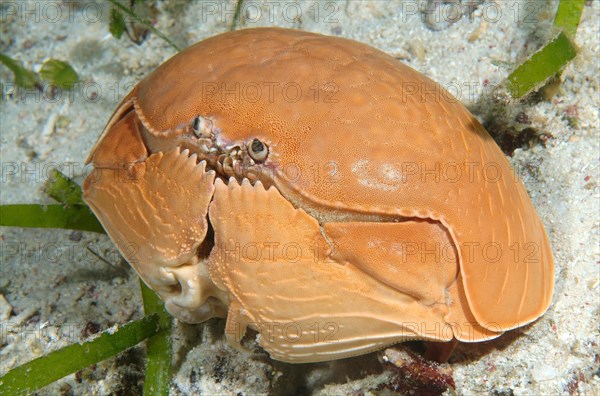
[0,0,598,395]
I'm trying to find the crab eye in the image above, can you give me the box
[249,138,268,162]
[192,115,212,138]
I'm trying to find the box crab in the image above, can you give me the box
[83,28,554,363]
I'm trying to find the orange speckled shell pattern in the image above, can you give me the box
[131,28,553,330]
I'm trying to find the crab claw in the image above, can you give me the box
[83,146,225,322]
[163,260,228,323]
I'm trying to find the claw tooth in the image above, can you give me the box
[254,180,264,189]
[214,178,226,189]
[228,176,236,185]
[241,178,251,186]
[192,162,207,179]
[182,148,190,156]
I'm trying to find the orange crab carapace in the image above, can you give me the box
[83,28,554,363]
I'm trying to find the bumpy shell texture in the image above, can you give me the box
[83,27,554,363]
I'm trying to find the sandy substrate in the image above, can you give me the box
[1,1,598,395]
